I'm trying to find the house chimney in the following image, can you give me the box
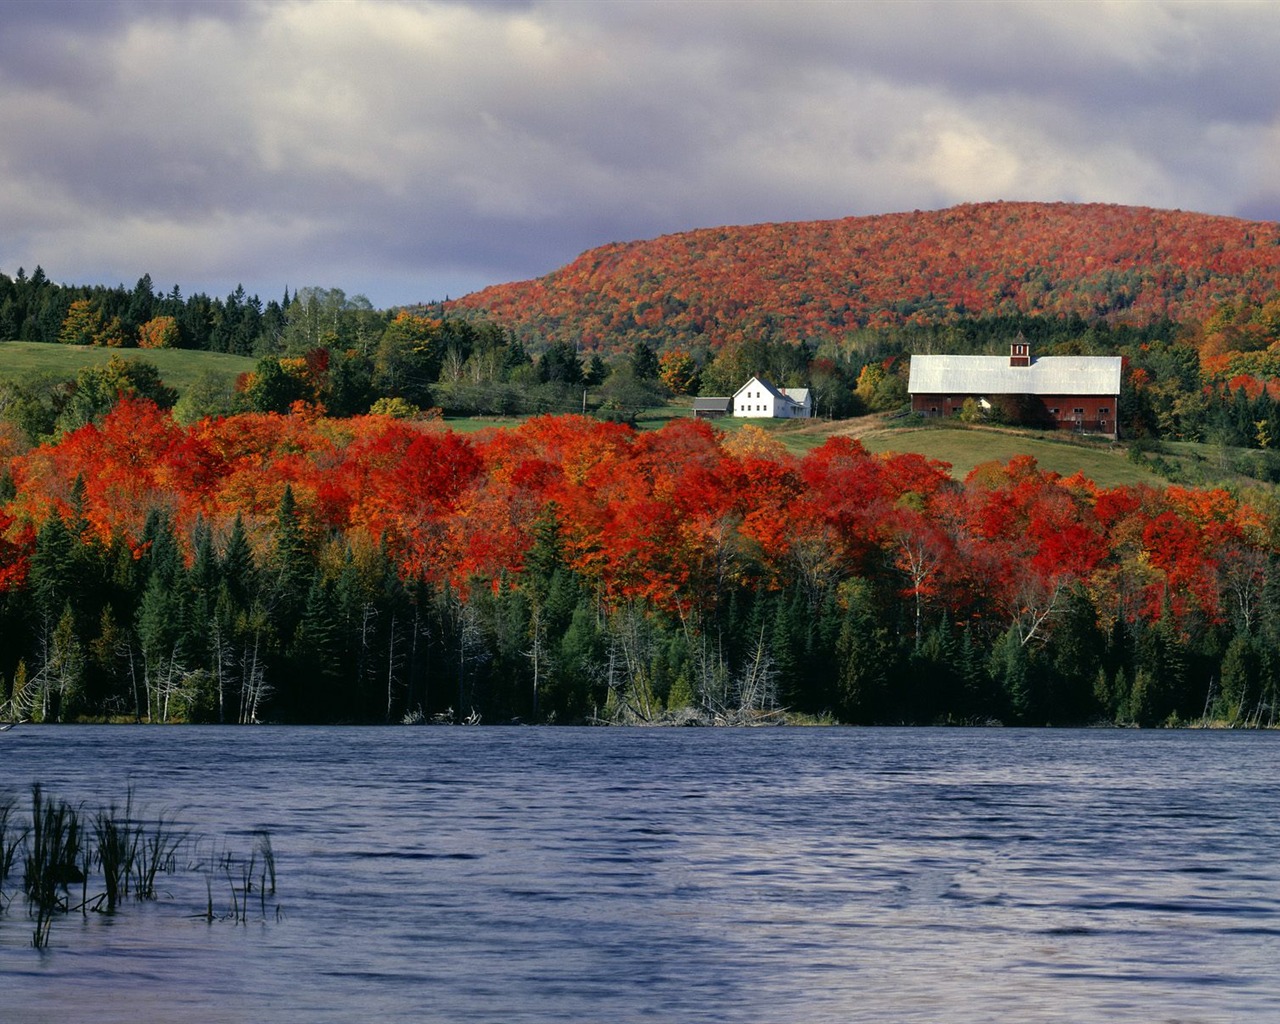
[1010,333,1031,367]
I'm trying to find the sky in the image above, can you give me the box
[2,0,1279,309]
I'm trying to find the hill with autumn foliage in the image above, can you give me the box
[449,202,1280,353]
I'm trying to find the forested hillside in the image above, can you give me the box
[11,202,1280,447]
[450,202,1280,352]
[6,205,1280,729]
[0,405,1274,728]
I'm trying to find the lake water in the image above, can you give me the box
[2,726,1279,1023]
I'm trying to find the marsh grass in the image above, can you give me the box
[24,785,84,948]
[256,829,276,897]
[191,833,281,926]
[133,812,186,901]
[92,788,140,912]
[1,786,278,948]
[0,792,27,899]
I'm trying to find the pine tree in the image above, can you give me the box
[137,570,185,722]
[992,627,1033,724]
[267,486,312,647]
[46,603,85,722]
[29,515,75,627]
[835,579,889,722]
[220,514,256,606]
[290,572,343,721]
[1216,630,1261,724]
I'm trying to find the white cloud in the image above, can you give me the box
[0,0,1277,306]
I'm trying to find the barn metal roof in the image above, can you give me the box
[908,355,1122,396]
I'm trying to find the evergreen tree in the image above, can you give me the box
[991,627,1033,723]
[268,486,311,636]
[1132,606,1188,724]
[956,622,992,720]
[43,602,85,722]
[29,515,76,627]
[630,341,660,381]
[1215,629,1262,724]
[549,598,605,721]
[583,354,609,387]
[220,514,256,606]
[834,579,890,722]
[290,572,344,721]
[1047,586,1105,721]
[537,341,584,386]
[136,569,186,722]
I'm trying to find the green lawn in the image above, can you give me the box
[690,413,1230,490]
[0,341,256,395]
[857,424,1157,487]
[519,405,1166,489]
[440,415,526,433]
[441,399,692,435]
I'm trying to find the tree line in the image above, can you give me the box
[0,405,1276,726]
[0,265,877,433]
[14,262,1280,454]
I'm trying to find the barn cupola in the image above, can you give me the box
[1010,334,1031,367]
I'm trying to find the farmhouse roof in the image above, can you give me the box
[733,376,786,401]
[907,355,1122,396]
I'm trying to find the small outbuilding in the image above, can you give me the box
[693,396,733,419]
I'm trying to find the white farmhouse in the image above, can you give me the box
[732,376,813,419]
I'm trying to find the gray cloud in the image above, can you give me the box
[1,0,1277,307]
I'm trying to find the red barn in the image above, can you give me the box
[908,341,1122,438]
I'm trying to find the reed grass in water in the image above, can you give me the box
[23,785,84,948]
[0,786,280,948]
[92,787,139,912]
[0,792,26,901]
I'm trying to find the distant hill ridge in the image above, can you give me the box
[449,202,1280,352]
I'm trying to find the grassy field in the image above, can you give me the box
[856,424,1153,486]
[0,341,256,395]
[714,417,1143,485]
[700,412,1276,491]
[443,401,691,434]
[445,404,1171,490]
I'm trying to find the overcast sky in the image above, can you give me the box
[2,0,1278,308]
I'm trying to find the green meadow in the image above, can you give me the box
[713,413,1272,492]
[856,424,1148,486]
[0,341,256,395]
